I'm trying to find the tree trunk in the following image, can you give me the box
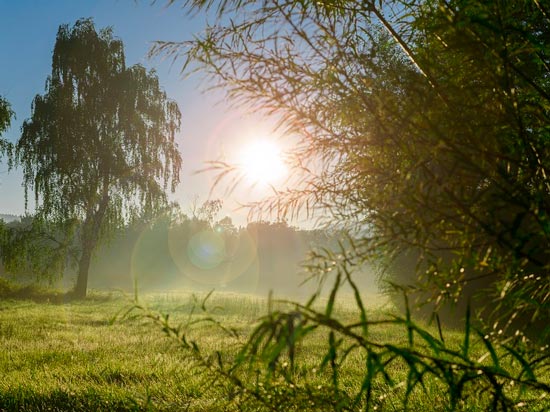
[73,185,110,299]
[73,217,103,299]
[74,244,93,298]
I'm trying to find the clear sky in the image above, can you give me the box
[0,0,289,226]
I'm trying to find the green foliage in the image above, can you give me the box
[0,95,14,160]
[134,287,550,411]
[0,96,13,135]
[155,0,550,336]
[16,18,182,297]
[146,0,550,410]
[0,215,78,284]
[0,277,68,302]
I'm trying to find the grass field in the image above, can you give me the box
[0,290,548,411]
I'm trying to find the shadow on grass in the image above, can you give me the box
[0,388,147,412]
[0,278,120,304]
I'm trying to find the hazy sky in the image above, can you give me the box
[0,0,288,226]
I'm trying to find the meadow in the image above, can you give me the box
[0,288,548,411]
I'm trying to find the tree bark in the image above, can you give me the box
[74,243,93,298]
[73,186,110,299]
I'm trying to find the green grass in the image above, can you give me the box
[0,290,548,411]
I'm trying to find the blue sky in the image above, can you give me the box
[0,0,282,225]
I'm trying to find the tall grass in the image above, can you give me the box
[136,293,550,411]
[1,288,548,411]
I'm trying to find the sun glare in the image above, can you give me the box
[239,139,287,186]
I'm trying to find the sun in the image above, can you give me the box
[239,139,287,186]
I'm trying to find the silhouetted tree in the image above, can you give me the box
[0,96,13,158]
[196,199,223,225]
[215,216,236,236]
[17,19,182,297]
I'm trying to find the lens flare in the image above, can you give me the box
[168,226,259,287]
[187,231,225,270]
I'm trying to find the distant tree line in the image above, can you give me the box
[0,203,361,297]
